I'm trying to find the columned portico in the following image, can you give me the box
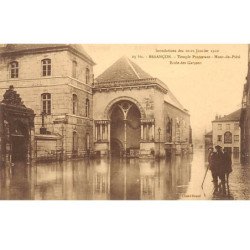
[139,119,156,158]
[93,56,192,159]
[95,120,110,141]
[140,119,155,141]
[94,120,110,156]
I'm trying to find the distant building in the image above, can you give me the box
[240,45,250,164]
[212,109,241,155]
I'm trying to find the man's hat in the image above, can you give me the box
[215,145,222,149]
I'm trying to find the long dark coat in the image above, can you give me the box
[213,151,224,175]
[208,152,216,171]
[223,152,232,174]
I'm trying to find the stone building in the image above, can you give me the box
[212,109,241,155]
[0,44,95,160]
[93,56,192,158]
[240,45,250,164]
[0,44,192,161]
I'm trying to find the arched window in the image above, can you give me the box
[166,118,173,142]
[41,59,51,76]
[10,61,19,78]
[224,131,232,144]
[72,60,77,78]
[86,68,90,84]
[73,94,78,115]
[41,93,51,115]
[85,98,90,117]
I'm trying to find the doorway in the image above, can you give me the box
[110,101,141,157]
[11,123,28,162]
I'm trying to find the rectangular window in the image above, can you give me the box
[218,135,222,142]
[234,135,239,142]
[73,132,78,152]
[234,123,239,130]
[226,124,230,131]
[41,93,51,115]
[86,133,90,150]
[42,59,51,76]
[10,61,19,78]
[218,124,222,130]
[72,94,78,115]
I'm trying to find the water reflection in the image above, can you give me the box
[0,150,249,200]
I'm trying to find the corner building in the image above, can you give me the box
[0,44,95,160]
[212,110,241,155]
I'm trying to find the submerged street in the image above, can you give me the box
[0,149,249,200]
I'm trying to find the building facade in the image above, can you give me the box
[93,56,192,158]
[240,45,250,164]
[0,45,192,162]
[212,110,241,155]
[0,44,95,160]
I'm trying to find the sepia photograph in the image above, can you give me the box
[1,1,250,250]
[0,44,249,200]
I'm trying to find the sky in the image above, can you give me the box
[83,44,248,140]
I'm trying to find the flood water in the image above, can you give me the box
[0,149,249,200]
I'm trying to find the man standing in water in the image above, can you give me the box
[223,148,232,184]
[214,145,226,188]
[208,146,217,186]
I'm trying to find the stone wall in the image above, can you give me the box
[163,102,190,143]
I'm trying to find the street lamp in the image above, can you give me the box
[158,127,161,158]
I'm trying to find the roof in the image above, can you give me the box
[212,109,241,122]
[96,56,152,82]
[95,56,187,113]
[0,44,95,65]
[163,82,185,111]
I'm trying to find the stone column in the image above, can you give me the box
[103,123,106,140]
[100,123,103,141]
[124,120,127,152]
[108,121,111,153]
[146,124,149,141]
[105,123,108,140]
[95,124,98,141]
[141,124,144,140]
[148,125,151,141]
[152,123,155,140]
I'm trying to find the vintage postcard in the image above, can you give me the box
[0,44,249,200]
